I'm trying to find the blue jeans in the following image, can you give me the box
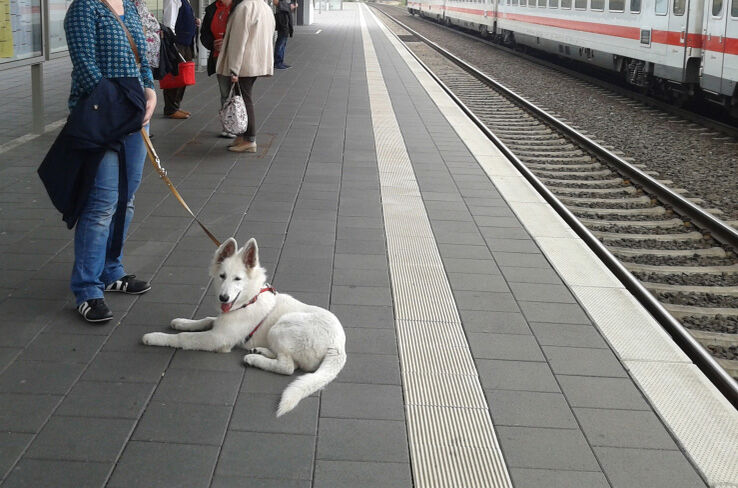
[275,35,288,66]
[71,129,147,305]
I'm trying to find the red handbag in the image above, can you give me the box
[159,56,196,89]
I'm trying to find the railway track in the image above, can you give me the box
[369,4,738,401]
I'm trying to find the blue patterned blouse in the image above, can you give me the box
[64,0,155,109]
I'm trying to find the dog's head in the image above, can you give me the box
[210,237,267,313]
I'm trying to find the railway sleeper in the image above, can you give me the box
[541,177,626,187]
[515,151,591,159]
[716,358,738,379]
[583,217,687,229]
[609,246,727,259]
[643,281,738,297]
[569,206,667,217]
[623,262,738,275]
[664,303,738,318]
[505,142,577,150]
[529,168,609,177]
[595,230,704,241]
[557,195,653,206]
[525,162,603,171]
[558,187,639,197]
[493,128,554,136]
[688,329,738,348]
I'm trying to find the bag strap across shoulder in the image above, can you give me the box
[99,0,141,67]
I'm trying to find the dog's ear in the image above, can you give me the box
[215,238,237,264]
[242,238,259,269]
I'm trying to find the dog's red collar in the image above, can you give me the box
[236,286,277,344]
[230,286,276,313]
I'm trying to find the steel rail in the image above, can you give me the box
[370,5,738,408]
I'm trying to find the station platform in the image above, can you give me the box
[1,3,737,487]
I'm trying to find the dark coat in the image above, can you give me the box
[275,9,293,38]
[38,77,145,256]
[157,26,184,80]
[200,2,218,76]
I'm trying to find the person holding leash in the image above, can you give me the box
[216,0,275,153]
[64,0,156,322]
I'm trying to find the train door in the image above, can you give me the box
[721,3,738,93]
[701,0,728,92]
[667,0,690,80]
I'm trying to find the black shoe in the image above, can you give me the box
[105,275,151,295]
[77,298,113,323]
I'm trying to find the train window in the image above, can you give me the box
[630,0,641,11]
[712,0,723,15]
[673,0,685,14]
[575,0,586,8]
[655,0,667,13]
[539,0,546,6]
[550,0,559,7]
[521,0,526,6]
[609,0,625,10]
[732,0,738,15]
[561,0,572,7]
[591,0,605,9]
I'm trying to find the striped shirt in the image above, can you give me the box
[64,0,155,109]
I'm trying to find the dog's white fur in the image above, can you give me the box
[142,238,347,417]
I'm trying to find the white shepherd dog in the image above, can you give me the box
[142,238,347,417]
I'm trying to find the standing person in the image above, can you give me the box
[273,0,296,70]
[133,0,161,75]
[217,0,275,153]
[201,0,236,138]
[162,0,199,119]
[63,0,156,323]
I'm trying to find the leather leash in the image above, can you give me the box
[141,130,222,247]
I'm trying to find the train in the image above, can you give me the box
[406,0,738,112]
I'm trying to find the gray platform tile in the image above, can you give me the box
[543,346,628,377]
[8,278,71,302]
[336,352,401,385]
[230,393,319,434]
[0,360,85,394]
[216,431,315,480]
[57,381,154,419]
[0,393,60,433]
[239,219,290,235]
[478,359,560,393]
[103,324,174,353]
[321,383,404,421]
[574,407,679,449]
[317,418,409,463]
[108,441,220,488]
[470,215,521,228]
[152,265,209,285]
[123,240,173,257]
[280,244,335,260]
[273,275,331,294]
[508,468,610,488]
[283,230,336,247]
[529,322,609,349]
[292,208,339,222]
[484,238,541,256]
[135,282,207,306]
[314,460,412,488]
[432,231,487,246]
[212,475,311,488]
[335,238,386,255]
[152,368,242,406]
[335,228,385,244]
[426,208,475,222]
[332,268,389,288]
[336,216,384,230]
[243,367,320,396]
[0,431,32,478]
[438,244,492,261]
[0,347,20,369]
[83,351,172,383]
[19,332,106,364]
[26,416,134,462]
[448,273,510,293]
[460,310,531,335]
[334,253,388,271]
[2,296,65,327]
[479,225,532,241]
[3,458,110,488]
[124,301,197,326]
[469,332,545,362]
[431,219,481,235]
[296,198,338,212]
[344,327,398,355]
[441,258,501,275]
[594,446,707,488]
[519,301,592,325]
[280,291,330,309]
[496,425,601,471]
[469,205,518,218]
[133,401,231,445]
[339,204,382,219]
[509,282,577,304]
[168,349,244,372]
[487,389,578,429]
[454,291,520,313]
[493,252,551,268]
[422,191,464,202]
[558,375,651,410]
[331,285,392,307]
[501,266,565,285]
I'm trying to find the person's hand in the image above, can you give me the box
[230,74,238,83]
[214,38,223,50]
[194,17,201,27]
[143,88,157,127]
[291,2,297,8]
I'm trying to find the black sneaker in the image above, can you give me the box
[105,275,151,295]
[77,298,113,323]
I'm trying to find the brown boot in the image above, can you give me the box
[228,141,257,153]
[166,110,190,119]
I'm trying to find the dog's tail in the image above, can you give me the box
[277,347,346,417]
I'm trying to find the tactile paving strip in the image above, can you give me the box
[359,6,513,487]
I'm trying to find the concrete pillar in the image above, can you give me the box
[295,0,313,25]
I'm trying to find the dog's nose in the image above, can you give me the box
[219,294,229,303]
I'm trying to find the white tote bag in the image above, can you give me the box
[219,82,249,135]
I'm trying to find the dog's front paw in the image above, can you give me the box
[142,332,170,347]
[170,318,189,330]
[243,353,261,367]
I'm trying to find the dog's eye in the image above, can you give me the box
[219,273,226,279]
[234,277,242,281]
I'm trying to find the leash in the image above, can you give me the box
[141,129,221,247]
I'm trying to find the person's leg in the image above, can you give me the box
[100,129,148,286]
[274,35,287,66]
[239,77,256,142]
[164,44,193,116]
[71,150,120,305]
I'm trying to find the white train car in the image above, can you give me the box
[407,0,738,110]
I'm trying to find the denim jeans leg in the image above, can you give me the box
[275,36,287,65]
[101,129,148,286]
[70,151,121,305]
